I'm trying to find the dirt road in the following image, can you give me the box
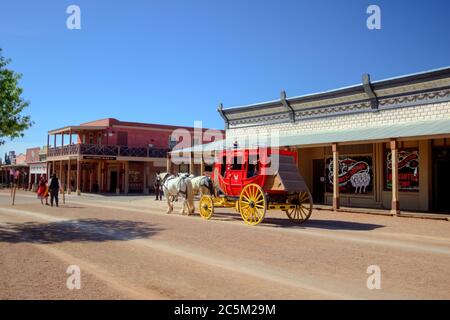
[1,190,449,299]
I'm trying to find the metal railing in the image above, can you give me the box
[47,144,169,158]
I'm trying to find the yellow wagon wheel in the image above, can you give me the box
[239,184,266,226]
[199,195,214,220]
[285,191,313,223]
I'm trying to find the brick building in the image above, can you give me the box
[178,67,450,214]
[46,118,222,195]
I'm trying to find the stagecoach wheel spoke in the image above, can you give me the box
[199,195,214,220]
[285,192,313,224]
[255,208,264,220]
[239,183,266,226]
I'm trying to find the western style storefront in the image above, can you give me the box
[46,122,170,195]
[47,148,168,195]
[214,67,450,214]
[45,118,219,195]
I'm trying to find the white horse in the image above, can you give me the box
[190,176,214,196]
[157,172,194,215]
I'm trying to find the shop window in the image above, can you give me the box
[326,155,373,194]
[385,149,419,191]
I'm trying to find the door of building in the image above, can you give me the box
[433,148,450,213]
[110,171,118,193]
[312,159,325,204]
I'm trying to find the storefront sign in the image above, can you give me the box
[83,156,116,160]
[326,156,373,194]
[30,163,47,175]
[386,150,419,191]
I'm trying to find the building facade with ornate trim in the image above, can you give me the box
[218,67,450,214]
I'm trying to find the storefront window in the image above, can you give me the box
[385,149,419,191]
[326,156,373,194]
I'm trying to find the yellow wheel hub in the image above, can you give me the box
[199,195,214,220]
[285,191,313,223]
[238,184,266,226]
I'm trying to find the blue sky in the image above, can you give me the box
[1,0,450,157]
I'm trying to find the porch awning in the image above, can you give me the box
[48,125,108,135]
[171,118,450,153]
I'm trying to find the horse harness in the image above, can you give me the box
[163,174,189,196]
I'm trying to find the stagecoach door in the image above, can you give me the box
[313,159,325,204]
[227,151,245,195]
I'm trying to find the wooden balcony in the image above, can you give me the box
[47,144,169,159]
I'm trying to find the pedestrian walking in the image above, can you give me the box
[154,172,163,200]
[37,175,49,206]
[48,173,60,207]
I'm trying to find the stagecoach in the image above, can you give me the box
[199,147,313,226]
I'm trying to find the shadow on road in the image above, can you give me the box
[0,219,162,244]
[207,212,384,231]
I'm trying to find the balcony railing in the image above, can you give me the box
[47,144,170,159]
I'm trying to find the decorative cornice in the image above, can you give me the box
[379,88,450,109]
[227,87,450,128]
[223,67,450,129]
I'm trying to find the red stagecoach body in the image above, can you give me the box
[199,146,312,225]
[211,148,306,199]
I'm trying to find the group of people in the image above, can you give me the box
[36,173,61,207]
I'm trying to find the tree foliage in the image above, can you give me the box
[0,48,32,145]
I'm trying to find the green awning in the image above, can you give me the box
[171,118,450,153]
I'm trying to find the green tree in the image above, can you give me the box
[0,48,32,145]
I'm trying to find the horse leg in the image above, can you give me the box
[166,194,173,214]
[180,196,186,214]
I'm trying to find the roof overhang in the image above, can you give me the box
[48,126,108,135]
[172,118,450,153]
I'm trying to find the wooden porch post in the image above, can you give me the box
[59,160,63,193]
[200,154,205,176]
[67,159,71,194]
[28,170,32,190]
[143,162,148,194]
[89,168,93,193]
[166,153,172,174]
[390,139,400,215]
[116,164,121,195]
[76,158,81,195]
[332,143,340,211]
[97,161,101,193]
[100,162,105,193]
[124,162,129,194]
[189,152,194,174]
